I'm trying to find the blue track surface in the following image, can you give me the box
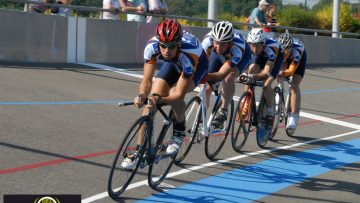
[138,137,360,203]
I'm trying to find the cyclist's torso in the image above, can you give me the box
[262,37,282,62]
[202,31,249,67]
[287,39,305,64]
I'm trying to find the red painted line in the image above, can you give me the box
[1,114,359,175]
[0,150,117,175]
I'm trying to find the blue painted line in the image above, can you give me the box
[138,137,360,203]
[0,100,125,105]
[0,87,359,106]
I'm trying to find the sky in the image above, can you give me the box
[282,0,360,8]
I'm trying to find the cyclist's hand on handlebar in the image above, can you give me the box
[148,93,163,109]
[239,73,254,84]
[134,93,146,108]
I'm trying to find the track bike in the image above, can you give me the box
[108,98,176,198]
[174,82,234,163]
[270,75,297,139]
[231,79,274,151]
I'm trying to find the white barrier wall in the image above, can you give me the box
[0,9,360,66]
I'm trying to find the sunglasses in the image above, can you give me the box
[159,42,178,49]
[249,43,263,47]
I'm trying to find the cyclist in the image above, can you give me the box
[121,19,208,169]
[241,28,283,129]
[201,21,252,128]
[278,33,307,130]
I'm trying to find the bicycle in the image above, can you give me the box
[174,82,234,163]
[231,78,273,151]
[108,98,176,198]
[270,75,297,139]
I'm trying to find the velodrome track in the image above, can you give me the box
[0,62,359,203]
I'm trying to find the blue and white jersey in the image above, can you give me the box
[291,38,305,64]
[263,37,282,62]
[201,31,248,67]
[143,32,203,78]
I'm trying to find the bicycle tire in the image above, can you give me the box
[231,91,251,153]
[148,110,175,189]
[205,98,234,160]
[269,88,284,140]
[108,116,148,198]
[285,92,297,137]
[256,96,270,148]
[174,96,201,164]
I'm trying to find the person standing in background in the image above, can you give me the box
[249,0,269,29]
[147,0,168,23]
[30,0,73,16]
[120,0,147,22]
[265,2,280,32]
[102,0,121,19]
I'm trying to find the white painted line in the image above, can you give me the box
[300,112,360,130]
[81,63,144,79]
[81,129,360,203]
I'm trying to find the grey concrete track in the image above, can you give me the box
[0,62,359,203]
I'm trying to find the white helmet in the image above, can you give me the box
[211,21,234,42]
[247,28,266,44]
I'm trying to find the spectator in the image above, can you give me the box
[249,0,269,29]
[147,0,168,23]
[120,0,146,22]
[265,3,280,32]
[102,0,121,20]
[30,0,72,16]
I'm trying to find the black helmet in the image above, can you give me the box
[278,33,294,50]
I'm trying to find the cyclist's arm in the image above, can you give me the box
[139,63,156,97]
[283,61,298,77]
[253,60,274,80]
[162,73,192,104]
[207,61,233,82]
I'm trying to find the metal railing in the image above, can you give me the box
[2,0,360,38]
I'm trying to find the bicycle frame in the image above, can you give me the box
[276,76,293,121]
[187,83,221,141]
[119,101,173,168]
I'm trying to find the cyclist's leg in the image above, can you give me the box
[288,52,305,129]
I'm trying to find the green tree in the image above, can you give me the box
[316,2,358,32]
[278,6,319,30]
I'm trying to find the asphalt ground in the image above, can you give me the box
[0,62,359,203]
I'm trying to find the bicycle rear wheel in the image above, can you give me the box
[231,92,252,153]
[205,98,234,160]
[148,110,175,189]
[256,96,270,148]
[174,96,201,164]
[108,116,148,198]
[269,88,284,140]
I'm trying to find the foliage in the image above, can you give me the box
[277,6,319,31]
[315,2,358,32]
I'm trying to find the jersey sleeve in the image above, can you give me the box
[143,38,160,64]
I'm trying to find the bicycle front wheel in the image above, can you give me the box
[231,92,252,153]
[108,116,148,198]
[256,97,270,148]
[205,98,234,160]
[148,110,175,189]
[174,96,201,164]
